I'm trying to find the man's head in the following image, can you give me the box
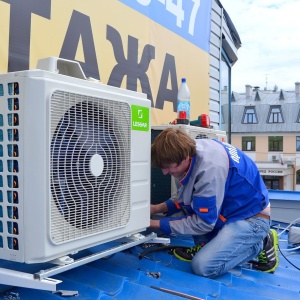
[151,128,196,177]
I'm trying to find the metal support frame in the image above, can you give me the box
[0,268,61,292]
[0,232,162,293]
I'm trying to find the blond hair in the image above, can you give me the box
[151,128,196,168]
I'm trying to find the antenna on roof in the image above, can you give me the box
[265,74,269,90]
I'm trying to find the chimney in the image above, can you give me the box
[245,85,252,98]
[295,82,300,96]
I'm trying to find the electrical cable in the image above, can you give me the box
[271,220,300,271]
[278,244,300,271]
[274,217,300,237]
[271,220,300,251]
[138,245,190,260]
[278,244,300,252]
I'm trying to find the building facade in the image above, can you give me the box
[209,1,241,131]
[229,83,300,191]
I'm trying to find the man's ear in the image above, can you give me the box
[183,156,190,163]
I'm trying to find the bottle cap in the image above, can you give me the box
[178,111,187,119]
[181,78,186,83]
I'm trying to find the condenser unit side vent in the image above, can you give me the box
[0,80,22,256]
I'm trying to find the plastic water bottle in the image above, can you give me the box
[177,78,190,125]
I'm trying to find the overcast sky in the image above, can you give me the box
[220,0,300,93]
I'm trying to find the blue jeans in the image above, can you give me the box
[191,216,270,278]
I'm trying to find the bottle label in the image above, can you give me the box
[177,100,190,119]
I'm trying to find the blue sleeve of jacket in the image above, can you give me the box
[165,199,193,216]
[160,215,189,235]
[165,199,180,216]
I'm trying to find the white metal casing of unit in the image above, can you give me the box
[288,226,300,245]
[0,68,151,263]
[152,124,227,142]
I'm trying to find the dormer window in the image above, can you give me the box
[242,107,258,124]
[297,106,300,123]
[267,106,284,123]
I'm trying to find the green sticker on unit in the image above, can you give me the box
[131,105,149,131]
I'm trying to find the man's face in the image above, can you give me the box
[161,157,190,178]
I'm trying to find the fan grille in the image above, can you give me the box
[50,90,131,244]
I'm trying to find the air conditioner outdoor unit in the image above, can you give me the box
[272,155,278,161]
[0,58,151,264]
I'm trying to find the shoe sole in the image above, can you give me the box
[173,249,192,262]
[265,229,279,273]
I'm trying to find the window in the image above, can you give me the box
[267,106,284,123]
[242,136,256,151]
[268,136,283,151]
[242,107,258,124]
[297,170,300,185]
[297,107,300,123]
[263,176,280,190]
[220,52,232,141]
[297,137,300,151]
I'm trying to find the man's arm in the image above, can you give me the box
[150,202,168,215]
[150,219,160,229]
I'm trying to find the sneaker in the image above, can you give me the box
[173,244,204,262]
[252,229,279,273]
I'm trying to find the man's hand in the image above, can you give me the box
[150,202,168,215]
[150,202,168,230]
[150,219,160,229]
[150,204,158,215]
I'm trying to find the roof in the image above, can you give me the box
[0,191,299,299]
[217,0,242,49]
[230,89,300,133]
